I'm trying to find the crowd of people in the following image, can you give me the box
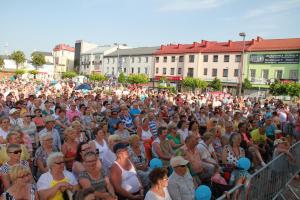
[0,78,299,200]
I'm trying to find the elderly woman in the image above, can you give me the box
[145,168,171,200]
[72,141,93,178]
[167,123,184,151]
[0,116,11,141]
[152,127,175,167]
[102,135,121,175]
[0,131,30,165]
[37,152,79,200]
[136,117,153,161]
[128,134,151,188]
[72,120,88,143]
[35,132,58,178]
[114,122,130,143]
[19,112,38,149]
[222,133,246,166]
[0,165,38,200]
[110,142,143,200]
[79,151,117,200]
[90,127,109,161]
[0,144,29,189]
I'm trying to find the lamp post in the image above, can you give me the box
[238,32,246,97]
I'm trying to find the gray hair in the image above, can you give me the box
[46,152,64,168]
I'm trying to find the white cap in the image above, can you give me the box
[9,108,18,115]
[170,156,189,168]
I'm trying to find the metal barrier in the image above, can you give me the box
[217,141,300,200]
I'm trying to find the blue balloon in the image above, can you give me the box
[237,157,251,171]
[195,185,211,200]
[149,158,163,169]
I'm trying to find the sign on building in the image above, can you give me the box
[250,53,299,64]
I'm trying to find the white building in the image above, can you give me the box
[80,45,128,75]
[103,47,159,78]
[53,44,75,79]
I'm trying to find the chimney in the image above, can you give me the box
[228,40,232,46]
[256,36,263,42]
[160,45,164,50]
[193,42,199,47]
[251,39,255,45]
[177,44,181,49]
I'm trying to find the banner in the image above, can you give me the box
[250,53,299,64]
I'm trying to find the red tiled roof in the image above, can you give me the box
[53,44,75,52]
[155,37,300,55]
[155,40,252,55]
[247,37,300,51]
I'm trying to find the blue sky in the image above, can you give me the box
[1,0,300,57]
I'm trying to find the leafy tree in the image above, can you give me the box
[209,77,222,91]
[269,80,288,96]
[127,74,149,84]
[15,69,26,76]
[89,73,107,82]
[29,70,39,79]
[182,77,207,92]
[242,78,252,90]
[62,71,78,79]
[31,52,46,69]
[159,76,168,84]
[287,83,300,97]
[158,85,177,93]
[0,57,4,68]
[10,51,26,69]
[118,72,127,84]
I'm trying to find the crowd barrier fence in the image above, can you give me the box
[217,141,300,200]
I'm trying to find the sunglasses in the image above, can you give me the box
[176,165,187,168]
[54,161,65,165]
[9,150,22,154]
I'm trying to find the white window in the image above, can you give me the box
[170,68,175,75]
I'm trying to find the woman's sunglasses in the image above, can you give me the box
[9,150,22,154]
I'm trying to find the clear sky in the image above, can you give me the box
[1,0,300,57]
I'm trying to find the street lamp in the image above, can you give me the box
[238,32,246,97]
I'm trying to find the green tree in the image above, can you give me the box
[10,51,26,69]
[209,77,222,91]
[28,70,39,79]
[62,71,78,79]
[182,77,207,92]
[127,74,149,84]
[89,73,107,82]
[0,57,4,69]
[118,72,127,84]
[159,76,168,84]
[269,80,288,96]
[242,78,252,90]
[287,83,300,97]
[15,69,26,76]
[31,52,46,69]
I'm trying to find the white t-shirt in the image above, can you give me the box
[197,140,216,163]
[0,128,8,140]
[37,170,78,191]
[145,188,172,200]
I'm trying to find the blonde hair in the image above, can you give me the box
[6,131,21,142]
[129,134,140,145]
[64,127,75,141]
[108,135,121,143]
[71,120,81,128]
[6,144,21,153]
[9,164,31,182]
